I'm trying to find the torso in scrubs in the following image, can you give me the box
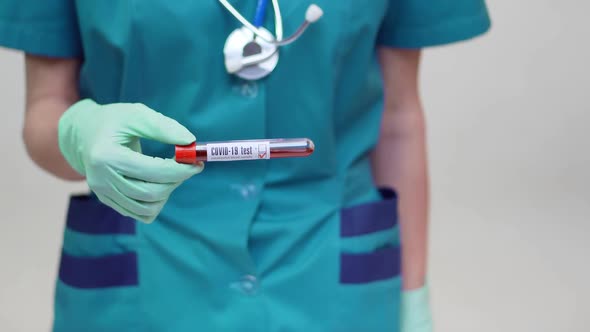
[0,1,490,331]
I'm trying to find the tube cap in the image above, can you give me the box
[175,142,197,164]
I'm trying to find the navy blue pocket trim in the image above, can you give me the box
[340,246,401,284]
[340,188,398,237]
[66,195,135,235]
[59,251,138,289]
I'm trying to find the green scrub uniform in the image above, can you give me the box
[0,1,490,331]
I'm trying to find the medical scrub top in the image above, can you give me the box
[0,1,490,331]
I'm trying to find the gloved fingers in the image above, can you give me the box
[112,172,179,203]
[125,103,196,146]
[93,178,164,221]
[96,193,160,224]
[112,148,204,184]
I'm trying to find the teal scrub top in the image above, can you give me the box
[0,1,490,331]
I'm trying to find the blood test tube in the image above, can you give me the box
[175,138,314,164]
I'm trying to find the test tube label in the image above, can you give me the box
[206,141,271,162]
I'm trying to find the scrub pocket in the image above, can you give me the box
[340,187,401,283]
[53,194,145,332]
[335,187,402,331]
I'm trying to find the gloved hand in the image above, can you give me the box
[401,283,433,332]
[58,99,203,223]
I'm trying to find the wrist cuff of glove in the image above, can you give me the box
[58,98,100,176]
[403,282,430,308]
[401,282,433,330]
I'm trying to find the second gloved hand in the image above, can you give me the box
[58,99,203,223]
[401,283,433,332]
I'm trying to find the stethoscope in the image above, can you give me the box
[218,0,323,80]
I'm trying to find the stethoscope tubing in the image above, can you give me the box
[218,0,283,44]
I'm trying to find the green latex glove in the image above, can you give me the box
[58,99,203,223]
[401,284,434,332]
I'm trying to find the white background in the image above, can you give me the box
[1,1,589,331]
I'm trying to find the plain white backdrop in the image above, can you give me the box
[1,1,588,331]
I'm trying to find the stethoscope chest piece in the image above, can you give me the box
[218,0,323,81]
[223,27,279,81]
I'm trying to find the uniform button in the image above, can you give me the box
[230,275,259,295]
[230,183,259,199]
[233,81,259,98]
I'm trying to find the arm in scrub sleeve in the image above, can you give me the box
[24,55,202,224]
[373,0,491,330]
[373,48,434,332]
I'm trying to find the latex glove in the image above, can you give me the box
[58,99,203,223]
[401,284,433,332]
